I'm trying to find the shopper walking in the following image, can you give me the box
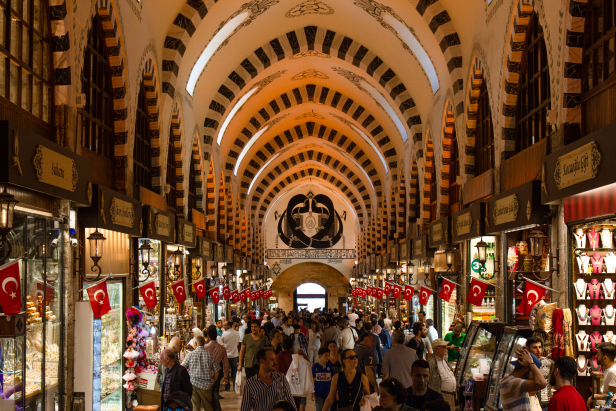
[240,348,297,411]
[322,349,370,411]
[428,339,457,411]
[180,336,220,411]
[405,360,443,410]
[382,330,418,389]
[426,320,438,344]
[444,323,465,362]
[238,320,268,380]
[161,348,193,404]
[219,320,240,392]
[372,378,414,411]
[348,309,359,328]
[354,332,378,394]
[327,340,342,374]
[307,321,322,363]
[526,336,553,409]
[407,322,428,360]
[498,349,547,411]
[322,320,340,348]
[312,347,335,411]
[339,319,356,350]
[547,356,586,411]
[204,326,229,410]
[282,317,295,336]
[587,342,616,408]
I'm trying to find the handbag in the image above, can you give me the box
[337,378,362,411]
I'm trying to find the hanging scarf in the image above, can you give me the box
[551,309,565,359]
[563,308,574,358]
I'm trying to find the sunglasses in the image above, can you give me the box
[345,355,358,360]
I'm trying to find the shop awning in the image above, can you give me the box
[563,182,616,223]
[542,120,615,205]
[175,217,196,248]
[411,234,435,260]
[81,184,142,236]
[429,216,451,248]
[451,202,486,243]
[0,121,92,206]
[142,205,176,243]
[486,180,550,234]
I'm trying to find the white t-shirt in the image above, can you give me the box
[308,329,321,349]
[238,323,248,341]
[427,326,438,343]
[339,328,355,350]
[604,363,616,394]
[348,313,359,327]
[282,325,294,336]
[436,356,456,392]
[220,328,241,358]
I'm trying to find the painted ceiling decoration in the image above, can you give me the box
[295,110,325,120]
[285,1,335,18]
[291,69,329,80]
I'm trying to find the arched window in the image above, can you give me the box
[166,135,177,210]
[515,13,551,153]
[582,0,616,135]
[429,162,437,223]
[0,0,52,122]
[133,85,151,190]
[80,15,113,158]
[475,80,494,175]
[188,156,197,213]
[449,127,460,213]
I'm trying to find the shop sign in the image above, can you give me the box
[225,246,234,262]
[456,212,472,235]
[369,255,376,270]
[400,241,408,260]
[554,141,601,190]
[201,238,211,258]
[390,244,398,262]
[414,238,423,256]
[493,194,519,226]
[182,224,194,243]
[32,145,78,192]
[109,197,135,228]
[155,214,171,237]
[431,223,443,242]
[215,243,224,260]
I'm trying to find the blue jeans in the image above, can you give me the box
[227,357,239,390]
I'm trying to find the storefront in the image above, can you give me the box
[541,121,616,402]
[397,240,411,321]
[190,236,212,329]
[411,235,435,325]
[174,217,197,343]
[486,180,551,325]
[0,121,92,411]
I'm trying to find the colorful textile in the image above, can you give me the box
[563,308,574,357]
[551,309,565,359]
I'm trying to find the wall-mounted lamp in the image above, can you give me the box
[86,229,106,280]
[193,255,203,279]
[167,247,183,281]
[0,188,17,263]
[476,238,488,269]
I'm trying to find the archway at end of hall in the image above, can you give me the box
[294,283,327,312]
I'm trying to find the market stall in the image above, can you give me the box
[173,217,197,343]
[410,235,436,324]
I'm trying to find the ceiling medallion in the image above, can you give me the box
[285,0,334,18]
[292,69,329,81]
[289,50,331,60]
[295,110,325,120]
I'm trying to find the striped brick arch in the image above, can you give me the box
[226,182,234,246]
[170,105,185,216]
[240,122,382,201]
[249,152,370,217]
[49,0,71,103]
[562,0,588,131]
[226,84,398,174]
[499,2,535,161]
[464,57,487,178]
[409,158,419,222]
[217,174,226,243]
[191,135,205,213]
[201,26,422,148]
[422,137,435,231]
[398,167,407,239]
[439,105,455,217]
[205,162,217,241]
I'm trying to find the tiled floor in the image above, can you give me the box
[219,389,317,411]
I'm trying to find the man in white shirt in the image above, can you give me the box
[588,342,616,408]
[381,313,392,331]
[339,319,356,350]
[426,319,438,343]
[281,317,294,336]
[238,314,250,341]
[219,319,241,392]
[428,339,458,411]
[347,309,359,328]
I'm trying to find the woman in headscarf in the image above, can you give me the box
[187,327,204,349]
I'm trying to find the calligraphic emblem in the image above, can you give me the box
[456,212,472,236]
[32,145,79,191]
[554,141,602,190]
[109,198,136,228]
[493,194,519,225]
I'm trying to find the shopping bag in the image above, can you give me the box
[360,401,372,411]
[286,354,314,396]
[235,368,244,396]
[367,392,379,408]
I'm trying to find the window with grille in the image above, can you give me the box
[80,15,113,158]
[582,0,616,134]
[429,162,437,223]
[133,85,151,190]
[449,127,460,212]
[475,80,495,175]
[188,157,197,212]
[0,0,52,122]
[515,13,551,153]
[166,136,177,210]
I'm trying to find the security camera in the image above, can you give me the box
[51,238,58,248]
[71,238,78,248]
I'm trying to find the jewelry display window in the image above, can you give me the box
[572,221,616,381]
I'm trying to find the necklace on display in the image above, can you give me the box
[575,281,587,299]
[591,357,602,372]
[577,307,588,322]
[577,357,588,373]
[604,280,615,298]
[577,334,589,351]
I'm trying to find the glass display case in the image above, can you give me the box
[455,322,478,386]
[484,327,533,411]
[455,321,506,389]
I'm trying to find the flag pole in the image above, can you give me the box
[523,277,560,294]
[76,275,112,293]
[129,278,157,292]
[468,275,501,289]
[421,286,437,293]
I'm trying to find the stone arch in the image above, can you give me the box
[409,157,419,224]
[217,173,227,243]
[50,0,71,104]
[440,102,455,217]
[201,26,422,147]
[191,133,205,213]
[170,103,186,216]
[423,135,435,232]
[226,182,234,247]
[389,178,397,242]
[398,165,407,240]
[206,162,217,240]
[464,56,489,179]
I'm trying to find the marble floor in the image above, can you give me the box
[219,388,317,411]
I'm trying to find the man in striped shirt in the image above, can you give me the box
[205,326,229,411]
[181,336,220,411]
[499,349,547,411]
[240,347,297,411]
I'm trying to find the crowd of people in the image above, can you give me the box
[157,306,600,411]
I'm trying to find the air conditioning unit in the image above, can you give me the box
[75,93,86,108]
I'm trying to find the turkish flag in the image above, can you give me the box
[418,286,432,306]
[376,288,384,300]
[240,288,249,302]
[86,280,111,318]
[517,281,546,315]
[209,287,220,305]
[392,284,402,299]
[467,278,488,306]
[372,287,378,298]
[231,290,241,303]
[365,286,372,298]
[0,260,22,315]
[33,279,55,306]
[171,279,187,303]
[257,289,263,300]
[403,285,415,301]
[193,278,207,299]
[250,290,258,301]
[359,288,366,299]
[139,280,158,309]
[438,279,456,303]
[384,283,392,296]
[222,285,231,301]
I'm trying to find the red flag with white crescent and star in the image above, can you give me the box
[376,288,384,300]
[240,288,249,302]
[139,280,158,309]
[231,290,241,303]
[0,259,22,315]
[222,285,231,301]
[517,281,545,315]
[171,279,187,303]
[403,285,414,301]
[250,290,258,301]
[392,284,402,299]
[193,278,207,299]
[209,287,220,305]
[86,280,111,318]
[384,282,392,296]
[33,279,55,306]
[467,278,488,306]
[418,286,432,306]
[366,286,373,298]
[438,279,455,303]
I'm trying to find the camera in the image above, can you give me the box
[71,238,78,248]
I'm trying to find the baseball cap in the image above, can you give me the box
[431,338,448,348]
[510,352,541,368]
